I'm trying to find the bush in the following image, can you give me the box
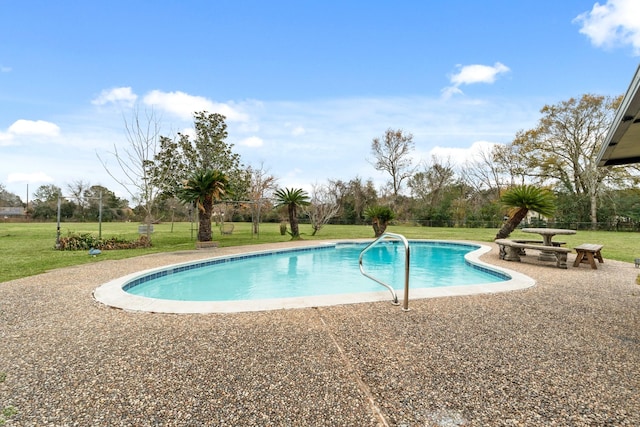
[57,232,152,251]
[364,206,395,237]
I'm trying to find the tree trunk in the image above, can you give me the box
[372,218,387,237]
[198,197,214,242]
[495,208,529,240]
[145,214,153,242]
[590,191,598,231]
[289,205,299,238]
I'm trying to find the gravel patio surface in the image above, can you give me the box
[1,241,638,426]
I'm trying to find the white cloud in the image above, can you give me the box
[237,121,261,133]
[428,140,499,166]
[228,95,537,193]
[285,168,304,180]
[239,136,264,147]
[0,131,14,145]
[0,65,11,73]
[179,127,197,139]
[574,0,640,55]
[451,62,510,86]
[284,122,306,136]
[143,90,249,122]
[7,171,54,184]
[92,87,138,106]
[440,86,463,99]
[8,119,60,136]
[442,62,510,98]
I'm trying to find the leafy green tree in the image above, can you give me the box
[145,135,184,199]
[610,188,640,222]
[177,170,229,242]
[83,185,130,222]
[471,195,503,227]
[553,191,590,225]
[512,94,625,229]
[31,185,72,220]
[595,188,640,229]
[274,188,310,239]
[364,205,395,237]
[152,111,246,200]
[330,177,378,224]
[0,184,23,207]
[495,185,556,240]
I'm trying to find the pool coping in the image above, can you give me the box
[92,240,535,314]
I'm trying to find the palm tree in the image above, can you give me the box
[274,188,310,239]
[178,169,229,242]
[364,205,395,237]
[495,184,556,240]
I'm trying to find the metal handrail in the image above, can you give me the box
[358,232,411,311]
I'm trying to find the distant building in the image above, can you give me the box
[0,207,25,218]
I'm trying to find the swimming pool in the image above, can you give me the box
[93,240,535,313]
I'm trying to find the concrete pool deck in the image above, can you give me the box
[0,240,639,425]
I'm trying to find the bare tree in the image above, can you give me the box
[408,156,455,203]
[407,156,459,222]
[66,179,91,219]
[98,107,169,240]
[492,143,528,187]
[247,163,278,235]
[304,182,341,236]
[460,145,508,200]
[369,128,415,198]
[461,142,533,203]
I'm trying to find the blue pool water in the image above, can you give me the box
[124,241,507,302]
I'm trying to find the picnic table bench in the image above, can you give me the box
[513,239,565,247]
[573,244,604,269]
[496,238,572,269]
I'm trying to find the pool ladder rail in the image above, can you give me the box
[358,232,410,311]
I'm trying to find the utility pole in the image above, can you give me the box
[98,191,103,239]
[55,196,61,249]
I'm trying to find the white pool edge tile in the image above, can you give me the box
[93,240,535,314]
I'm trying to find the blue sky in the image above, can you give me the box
[1,0,639,202]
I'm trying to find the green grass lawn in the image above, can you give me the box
[1,221,638,283]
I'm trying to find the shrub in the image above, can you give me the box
[364,206,395,237]
[57,232,152,251]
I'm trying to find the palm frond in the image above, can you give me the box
[500,184,556,218]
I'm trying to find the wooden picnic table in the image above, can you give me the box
[573,243,604,269]
[521,228,577,262]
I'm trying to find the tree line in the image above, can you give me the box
[2,93,639,235]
